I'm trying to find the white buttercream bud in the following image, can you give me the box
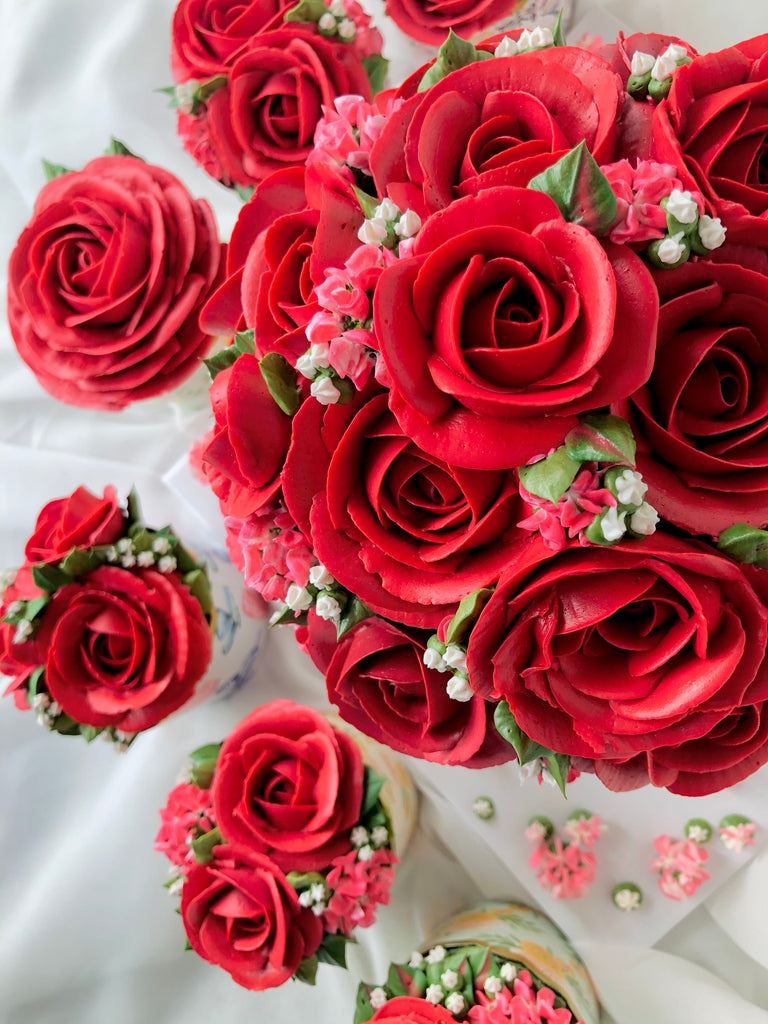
[656,231,687,265]
[630,502,659,536]
[310,376,342,405]
[441,970,459,989]
[529,26,554,49]
[311,901,327,916]
[613,887,642,911]
[316,593,342,621]
[426,945,446,964]
[375,198,400,222]
[395,209,421,239]
[500,962,517,982]
[423,647,447,672]
[337,17,356,39]
[425,985,445,1006]
[663,43,688,63]
[168,877,184,897]
[136,550,155,567]
[408,951,425,969]
[445,993,465,1015]
[600,506,627,542]
[358,218,389,245]
[298,889,314,907]
[371,825,389,847]
[631,50,655,76]
[5,601,23,618]
[328,0,346,14]
[157,555,177,574]
[13,620,33,644]
[310,882,326,903]
[310,342,331,368]
[47,701,62,718]
[666,189,698,224]
[357,843,374,862]
[285,583,314,611]
[152,536,171,555]
[350,825,369,847]
[174,80,198,115]
[698,214,726,250]
[117,538,134,554]
[369,988,388,1010]
[484,975,504,996]
[318,12,336,31]
[614,469,648,506]
[32,693,50,711]
[518,758,543,782]
[446,675,474,702]
[296,351,316,379]
[105,546,118,562]
[494,35,518,57]
[442,644,467,673]
[652,49,679,81]
[309,564,335,588]
[120,553,137,568]
[517,29,533,50]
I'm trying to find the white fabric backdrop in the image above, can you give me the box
[1,1,768,1022]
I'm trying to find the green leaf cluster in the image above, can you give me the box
[493,700,570,797]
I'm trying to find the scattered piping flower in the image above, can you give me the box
[529,836,596,900]
[524,816,554,844]
[562,811,606,850]
[650,835,710,901]
[719,815,757,853]
[473,796,496,821]
[684,818,713,844]
[611,882,643,912]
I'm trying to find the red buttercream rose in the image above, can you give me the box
[181,844,323,990]
[384,0,521,45]
[371,996,455,1023]
[374,187,658,471]
[372,47,623,213]
[613,259,768,537]
[315,614,512,768]
[652,35,768,246]
[24,485,124,564]
[7,156,222,411]
[287,390,528,627]
[0,566,47,708]
[202,353,293,518]
[170,0,290,80]
[468,533,768,796]
[188,28,371,187]
[35,566,212,732]
[212,699,365,870]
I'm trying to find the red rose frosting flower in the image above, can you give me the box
[35,565,212,732]
[7,155,222,410]
[187,28,371,187]
[468,533,768,796]
[374,187,658,470]
[652,35,768,246]
[212,699,365,870]
[383,0,522,46]
[170,0,290,81]
[371,997,455,1024]
[318,614,513,768]
[181,843,323,990]
[25,485,124,564]
[613,259,768,536]
[202,353,293,518]
[291,390,528,626]
[372,47,623,213]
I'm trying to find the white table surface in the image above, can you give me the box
[2,2,768,1022]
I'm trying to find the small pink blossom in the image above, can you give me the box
[224,504,314,603]
[518,466,616,551]
[306,309,344,346]
[329,332,375,387]
[321,847,398,936]
[650,835,710,900]
[719,822,756,853]
[154,782,215,874]
[601,159,704,245]
[315,267,369,321]
[562,815,605,850]
[468,968,581,1023]
[529,838,596,900]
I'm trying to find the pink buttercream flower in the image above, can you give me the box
[529,838,596,900]
[518,466,617,551]
[306,309,345,346]
[562,815,606,850]
[224,503,314,603]
[719,822,756,853]
[328,331,375,387]
[154,782,215,874]
[315,267,369,321]
[321,847,398,936]
[468,968,581,1023]
[650,835,710,900]
[601,159,705,245]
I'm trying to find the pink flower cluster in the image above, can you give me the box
[224,503,314,603]
[154,782,216,876]
[321,846,398,936]
[600,159,704,245]
[517,466,617,551]
[308,93,403,178]
[468,968,582,1024]
[529,838,596,900]
[719,822,756,853]
[650,835,710,901]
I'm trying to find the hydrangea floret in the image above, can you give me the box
[719,815,757,853]
[650,835,710,900]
